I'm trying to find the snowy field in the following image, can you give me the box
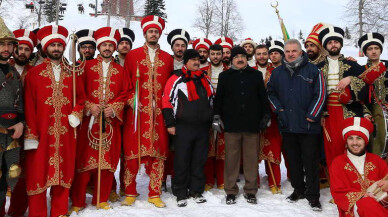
[64,160,338,217]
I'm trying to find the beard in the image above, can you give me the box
[222,57,230,65]
[328,48,341,56]
[257,59,268,67]
[47,51,63,60]
[100,50,113,59]
[347,147,366,156]
[211,60,222,67]
[148,40,158,46]
[14,55,29,66]
[247,53,253,59]
[0,52,11,61]
[200,56,207,64]
[307,51,319,60]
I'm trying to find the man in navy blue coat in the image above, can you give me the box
[267,39,326,211]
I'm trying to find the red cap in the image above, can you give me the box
[37,25,68,52]
[192,38,212,51]
[215,37,234,50]
[141,15,165,34]
[342,117,374,144]
[305,23,330,49]
[13,29,37,50]
[94,27,120,50]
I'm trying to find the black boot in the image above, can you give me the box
[309,200,322,211]
[286,191,305,203]
[226,194,236,205]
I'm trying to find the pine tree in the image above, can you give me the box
[299,29,303,40]
[144,0,167,20]
[43,0,64,23]
[268,35,273,41]
[345,27,352,39]
[43,0,57,23]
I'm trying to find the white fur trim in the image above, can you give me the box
[68,114,80,128]
[195,38,210,50]
[24,139,39,150]
[219,37,232,48]
[142,16,162,31]
[96,36,117,48]
[16,36,34,47]
[171,30,188,43]
[41,34,67,49]
[270,45,284,52]
[78,36,96,44]
[240,39,256,47]
[342,117,369,140]
[360,33,383,52]
[322,26,343,45]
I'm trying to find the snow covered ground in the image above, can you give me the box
[64,160,338,217]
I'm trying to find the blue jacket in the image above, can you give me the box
[267,52,327,134]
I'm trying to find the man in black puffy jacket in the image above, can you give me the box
[267,39,326,211]
[213,46,270,205]
[162,49,214,207]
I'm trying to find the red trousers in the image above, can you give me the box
[162,151,174,181]
[354,197,388,217]
[28,186,68,217]
[204,157,224,187]
[124,157,164,198]
[265,161,281,187]
[323,94,345,169]
[8,177,28,217]
[71,170,114,207]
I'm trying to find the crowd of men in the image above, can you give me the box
[0,14,387,217]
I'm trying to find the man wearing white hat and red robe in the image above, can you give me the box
[122,15,173,208]
[240,38,257,67]
[69,27,127,212]
[215,37,234,68]
[193,38,212,70]
[24,25,85,217]
[9,29,36,84]
[330,117,388,217]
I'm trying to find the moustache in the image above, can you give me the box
[237,61,244,64]
[103,50,111,53]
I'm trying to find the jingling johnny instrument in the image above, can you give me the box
[62,31,86,138]
[366,174,388,206]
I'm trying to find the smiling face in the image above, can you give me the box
[209,49,222,66]
[346,135,366,156]
[99,42,115,59]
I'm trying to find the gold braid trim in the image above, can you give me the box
[349,76,366,102]
[109,101,125,122]
[24,125,38,140]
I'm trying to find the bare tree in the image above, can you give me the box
[192,0,215,38]
[344,0,388,45]
[213,0,244,41]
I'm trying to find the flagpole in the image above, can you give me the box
[271,1,290,42]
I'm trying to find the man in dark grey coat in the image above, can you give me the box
[213,46,270,205]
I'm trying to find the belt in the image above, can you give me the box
[0,113,17,119]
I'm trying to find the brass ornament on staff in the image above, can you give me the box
[62,32,86,138]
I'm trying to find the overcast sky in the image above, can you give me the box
[164,0,348,42]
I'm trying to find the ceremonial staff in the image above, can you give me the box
[63,31,86,138]
[271,1,290,42]
[96,110,105,209]
[134,62,141,172]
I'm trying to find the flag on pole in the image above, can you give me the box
[279,17,290,41]
[133,63,140,132]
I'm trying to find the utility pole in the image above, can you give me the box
[125,0,131,28]
[55,0,60,25]
[95,0,98,17]
[107,0,111,27]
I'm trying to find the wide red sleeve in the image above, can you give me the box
[329,157,363,213]
[23,70,39,141]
